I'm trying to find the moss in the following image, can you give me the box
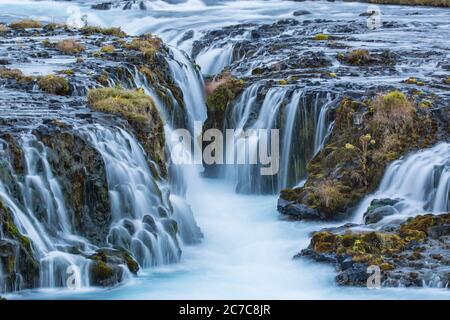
[90,260,114,280]
[38,75,70,95]
[87,87,156,122]
[278,79,288,85]
[205,75,244,112]
[251,67,264,75]
[346,49,371,65]
[404,77,424,86]
[56,39,85,55]
[9,19,42,30]
[124,35,162,62]
[87,87,166,175]
[100,45,115,53]
[444,77,450,84]
[361,0,449,8]
[313,33,329,41]
[0,24,8,32]
[81,26,127,37]
[281,90,435,218]
[56,69,74,76]
[0,68,33,83]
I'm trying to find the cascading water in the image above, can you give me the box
[354,142,450,225]
[223,84,338,193]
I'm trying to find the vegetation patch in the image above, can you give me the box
[280,90,437,219]
[87,87,166,175]
[313,33,329,41]
[56,39,85,55]
[123,34,163,62]
[38,75,70,95]
[357,0,450,8]
[81,26,127,37]
[0,68,33,83]
[9,19,42,30]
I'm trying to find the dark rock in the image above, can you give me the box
[293,10,311,16]
[91,2,112,10]
[363,199,399,224]
[278,198,324,220]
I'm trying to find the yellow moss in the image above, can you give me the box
[9,19,42,30]
[278,79,288,85]
[38,75,70,95]
[347,49,371,65]
[87,87,156,123]
[56,39,85,55]
[313,33,329,41]
[0,68,33,82]
[81,26,126,37]
[100,45,115,53]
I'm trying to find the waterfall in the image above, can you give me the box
[0,134,94,291]
[353,142,450,224]
[223,85,339,194]
[195,43,234,76]
[166,47,207,130]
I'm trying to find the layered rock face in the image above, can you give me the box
[300,213,450,287]
[193,13,449,288]
[0,21,201,293]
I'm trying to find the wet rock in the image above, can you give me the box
[0,201,39,292]
[91,2,113,10]
[293,10,312,16]
[278,198,324,220]
[88,248,139,287]
[299,213,450,288]
[363,198,400,224]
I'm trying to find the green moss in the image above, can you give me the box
[56,39,85,55]
[87,87,166,175]
[0,68,33,83]
[100,45,115,53]
[278,79,288,85]
[124,35,162,62]
[362,0,449,8]
[87,87,155,122]
[346,49,371,65]
[9,19,42,30]
[81,26,127,37]
[205,76,244,112]
[313,33,329,41]
[281,90,435,218]
[38,75,70,95]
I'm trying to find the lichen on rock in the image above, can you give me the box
[279,90,438,220]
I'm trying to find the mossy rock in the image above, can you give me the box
[38,75,70,95]
[279,90,437,219]
[87,87,166,177]
[9,19,42,30]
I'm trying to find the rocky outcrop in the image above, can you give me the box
[35,123,111,246]
[0,201,39,292]
[279,91,444,220]
[299,213,450,288]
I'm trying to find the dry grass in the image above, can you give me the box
[81,26,127,37]
[365,0,450,7]
[311,179,347,210]
[38,75,70,95]
[100,45,115,53]
[9,19,42,30]
[56,39,85,55]
[0,68,33,82]
[87,87,156,122]
[372,91,415,133]
[347,49,371,65]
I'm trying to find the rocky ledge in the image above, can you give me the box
[0,19,195,292]
[278,90,448,220]
[299,213,450,288]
